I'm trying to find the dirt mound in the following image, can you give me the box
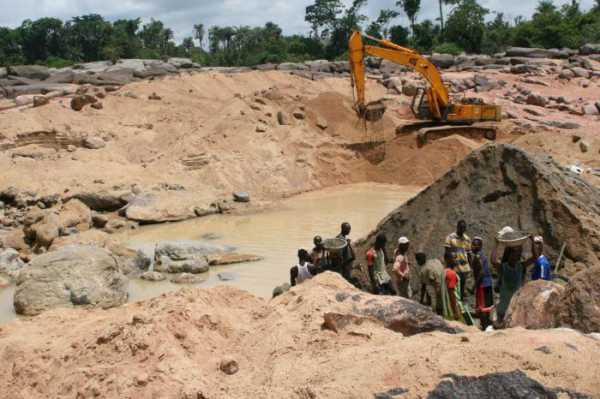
[355,144,600,279]
[0,273,600,398]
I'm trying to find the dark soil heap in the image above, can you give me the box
[355,144,600,276]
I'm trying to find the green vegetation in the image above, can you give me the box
[2,0,600,68]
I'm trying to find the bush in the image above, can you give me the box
[44,57,75,68]
[433,42,464,56]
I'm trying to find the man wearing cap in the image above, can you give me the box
[444,220,472,301]
[393,236,411,298]
[525,236,552,281]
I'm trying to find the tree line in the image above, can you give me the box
[1,0,600,68]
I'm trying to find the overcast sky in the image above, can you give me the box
[0,0,595,42]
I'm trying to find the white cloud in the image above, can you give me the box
[0,0,596,42]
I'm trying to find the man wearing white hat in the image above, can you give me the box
[525,236,552,281]
[393,236,411,298]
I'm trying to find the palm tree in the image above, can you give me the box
[439,0,460,33]
[396,0,421,34]
[194,24,205,50]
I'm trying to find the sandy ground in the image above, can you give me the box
[0,273,598,398]
[2,69,597,211]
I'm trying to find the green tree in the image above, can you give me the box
[0,27,23,65]
[182,37,194,55]
[481,12,512,54]
[438,0,460,33]
[65,14,112,61]
[529,1,563,48]
[326,0,369,59]
[17,18,66,63]
[445,0,488,53]
[102,18,141,61]
[412,20,437,51]
[397,0,421,34]
[366,9,400,38]
[305,0,343,39]
[389,25,410,45]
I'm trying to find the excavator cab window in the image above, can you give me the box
[410,89,432,120]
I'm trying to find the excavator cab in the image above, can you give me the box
[410,88,433,120]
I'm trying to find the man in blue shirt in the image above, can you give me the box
[526,236,552,281]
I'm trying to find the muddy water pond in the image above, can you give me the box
[0,183,420,324]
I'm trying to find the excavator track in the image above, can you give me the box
[416,124,497,147]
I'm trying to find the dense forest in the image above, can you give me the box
[2,0,600,68]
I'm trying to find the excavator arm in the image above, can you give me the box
[349,31,501,124]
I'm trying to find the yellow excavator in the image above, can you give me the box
[349,31,502,146]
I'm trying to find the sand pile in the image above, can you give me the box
[355,144,600,276]
[0,272,598,398]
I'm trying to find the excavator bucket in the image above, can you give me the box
[364,100,386,122]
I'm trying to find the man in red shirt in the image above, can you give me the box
[444,254,461,321]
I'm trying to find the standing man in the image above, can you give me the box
[311,235,326,270]
[471,237,494,330]
[392,237,411,298]
[444,220,472,301]
[442,253,463,322]
[337,222,356,282]
[290,249,318,286]
[524,236,552,281]
[366,233,394,295]
[416,252,445,315]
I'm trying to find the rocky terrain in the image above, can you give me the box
[354,144,600,287]
[0,45,600,397]
[1,273,599,399]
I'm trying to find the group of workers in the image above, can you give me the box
[291,220,553,329]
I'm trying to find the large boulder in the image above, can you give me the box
[6,83,78,97]
[13,246,128,316]
[355,144,600,293]
[155,240,225,261]
[305,60,333,73]
[505,47,567,59]
[0,67,6,79]
[58,199,92,231]
[7,65,51,80]
[28,213,61,249]
[124,193,194,223]
[430,54,456,69]
[70,191,128,212]
[504,280,564,329]
[107,59,147,72]
[45,70,75,84]
[580,43,600,55]
[156,258,209,274]
[558,266,600,333]
[97,68,135,85]
[0,248,25,277]
[428,370,587,398]
[168,58,193,69]
[278,62,306,71]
